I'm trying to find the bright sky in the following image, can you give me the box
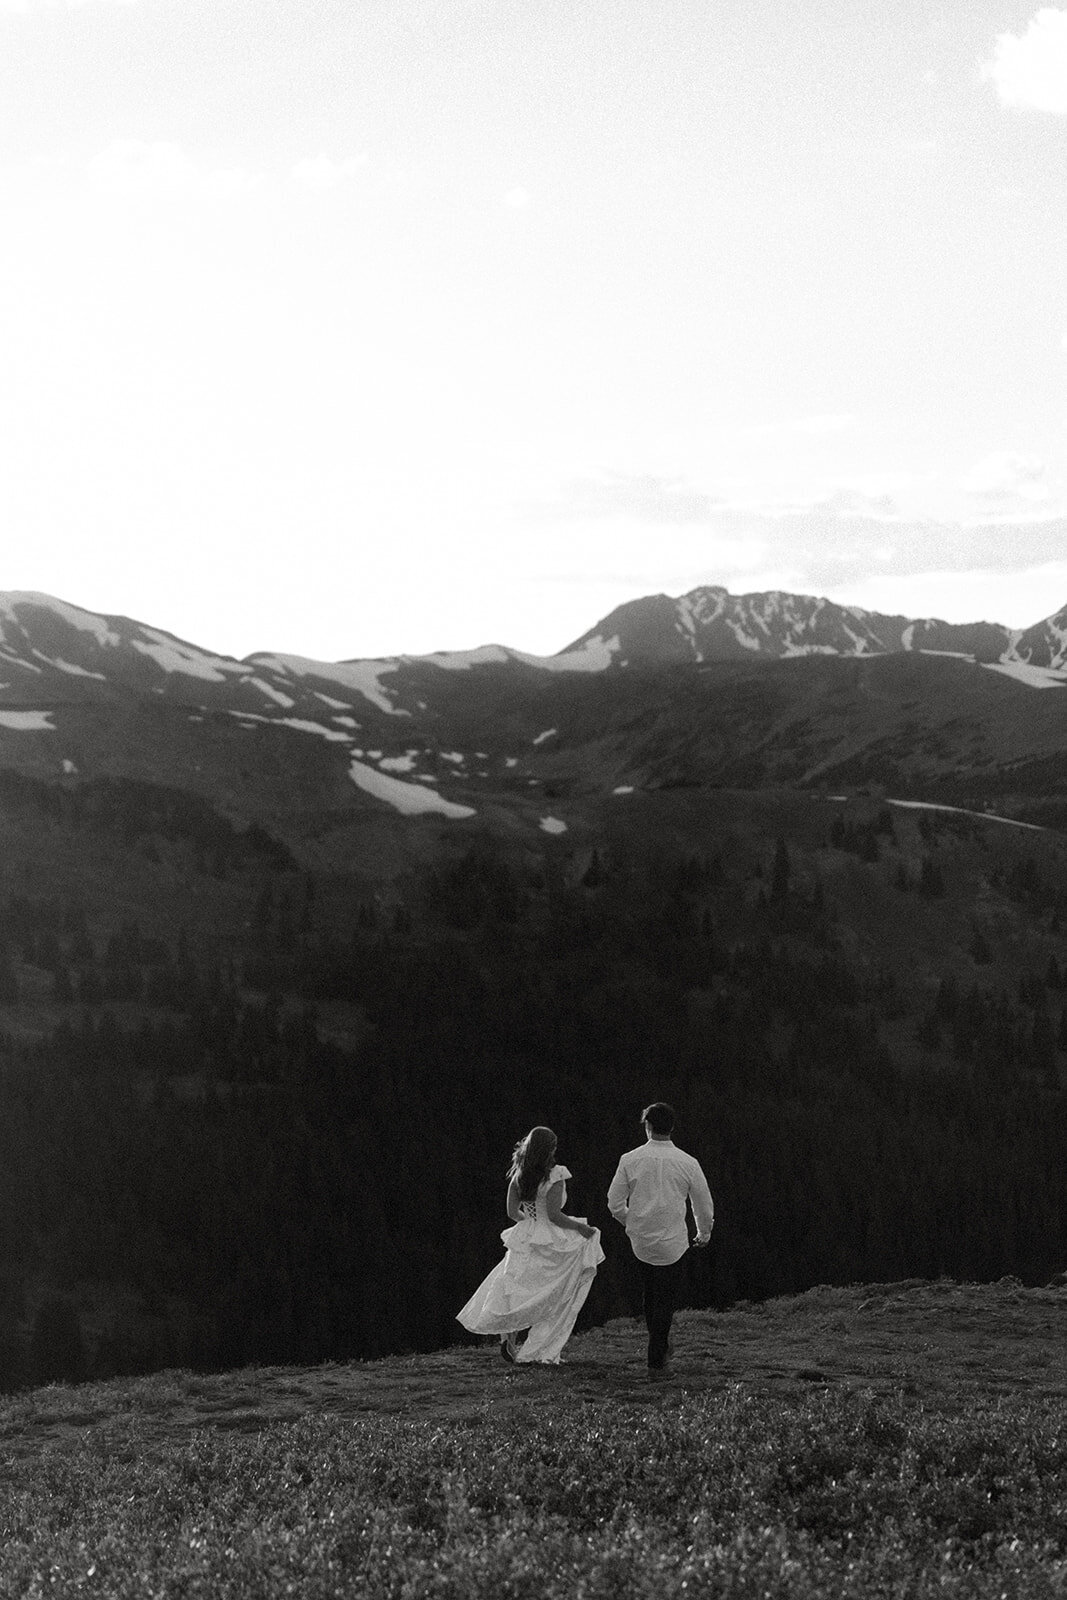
[3,0,1067,660]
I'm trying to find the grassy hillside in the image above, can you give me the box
[2,778,1067,1382]
[1,1279,1064,1597]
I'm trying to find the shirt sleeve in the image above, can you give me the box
[607,1157,630,1221]
[688,1160,715,1238]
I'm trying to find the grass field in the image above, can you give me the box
[0,1278,1064,1597]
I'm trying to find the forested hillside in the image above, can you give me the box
[1,769,1065,1388]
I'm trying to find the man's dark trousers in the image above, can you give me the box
[638,1256,686,1369]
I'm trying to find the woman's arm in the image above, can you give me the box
[506,1177,522,1222]
[544,1180,596,1237]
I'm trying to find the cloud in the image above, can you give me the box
[502,186,532,210]
[86,141,262,199]
[532,467,912,535]
[981,8,1067,114]
[539,472,721,524]
[291,153,369,192]
[816,489,901,518]
[959,450,1049,503]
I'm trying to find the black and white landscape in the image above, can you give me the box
[2,584,1067,833]
[9,2,1067,1590]
[0,582,1065,1391]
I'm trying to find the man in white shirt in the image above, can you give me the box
[607,1102,714,1373]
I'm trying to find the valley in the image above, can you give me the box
[0,588,1065,1389]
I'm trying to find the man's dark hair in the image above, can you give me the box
[642,1102,675,1135]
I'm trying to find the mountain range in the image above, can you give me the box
[3,585,1067,708]
[1,585,1066,845]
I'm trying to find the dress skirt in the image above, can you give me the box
[457,1217,605,1364]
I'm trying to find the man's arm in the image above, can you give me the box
[689,1161,715,1245]
[606,1157,630,1223]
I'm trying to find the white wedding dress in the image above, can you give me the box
[457,1164,605,1364]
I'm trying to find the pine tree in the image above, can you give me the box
[30,1296,86,1385]
[0,955,17,1005]
[771,837,791,899]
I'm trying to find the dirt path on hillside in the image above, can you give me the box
[1,1279,1064,1461]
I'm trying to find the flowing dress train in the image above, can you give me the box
[456,1164,604,1364]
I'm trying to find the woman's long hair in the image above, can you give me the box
[509,1126,557,1203]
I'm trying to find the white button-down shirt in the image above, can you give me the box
[607,1138,715,1265]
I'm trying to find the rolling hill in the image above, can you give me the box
[1,1278,1065,1598]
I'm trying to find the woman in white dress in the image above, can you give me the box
[457,1126,604,1365]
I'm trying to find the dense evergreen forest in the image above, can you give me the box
[1,778,1066,1390]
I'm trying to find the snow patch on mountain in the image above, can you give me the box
[980,661,1067,690]
[420,639,617,674]
[841,624,873,654]
[48,657,107,679]
[250,677,295,708]
[250,654,411,716]
[781,642,839,657]
[130,630,251,683]
[887,799,1045,830]
[416,645,511,671]
[224,711,352,742]
[279,718,353,742]
[348,757,475,818]
[539,816,567,834]
[0,710,54,731]
[730,622,762,652]
[537,636,619,671]
[0,593,120,648]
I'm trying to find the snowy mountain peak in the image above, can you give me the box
[562,586,1059,671]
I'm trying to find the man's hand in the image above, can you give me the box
[692,1234,711,1249]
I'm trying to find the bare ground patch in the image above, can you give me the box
[1,1277,1063,1462]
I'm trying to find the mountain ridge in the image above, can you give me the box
[4,584,1067,694]
[2,585,1067,855]
[564,584,1067,672]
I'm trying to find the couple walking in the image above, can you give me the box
[457,1103,714,1371]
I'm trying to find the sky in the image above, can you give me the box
[3,0,1067,660]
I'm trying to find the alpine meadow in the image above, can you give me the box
[1,587,1067,1595]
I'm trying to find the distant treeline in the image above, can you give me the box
[0,768,294,870]
[0,812,1066,1389]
